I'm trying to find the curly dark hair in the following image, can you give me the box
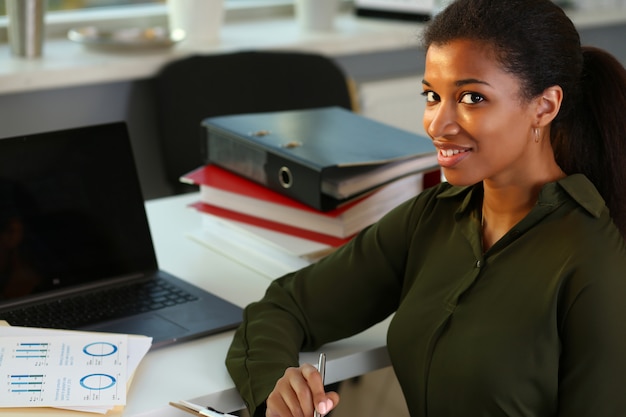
[422,0,626,239]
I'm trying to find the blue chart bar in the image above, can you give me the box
[15,342,49,359]
[9,375,44,393]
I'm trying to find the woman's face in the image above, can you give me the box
[422,39,538,187]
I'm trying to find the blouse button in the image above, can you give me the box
[476,260,483,268]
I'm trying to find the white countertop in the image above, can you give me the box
[0,7,625,96]
[0,13,422,95]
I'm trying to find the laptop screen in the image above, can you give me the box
[0,122,157,303]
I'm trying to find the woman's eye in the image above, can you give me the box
[421,91,439,103]
[460,92,484,104]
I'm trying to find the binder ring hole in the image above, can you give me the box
[278,166,293,189]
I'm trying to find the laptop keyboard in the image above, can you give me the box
[0,278,199,329]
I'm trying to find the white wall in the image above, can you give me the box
[358,75,427,137]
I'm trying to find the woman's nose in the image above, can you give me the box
[424,102,459,139]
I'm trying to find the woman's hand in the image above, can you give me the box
[266,363,340,417]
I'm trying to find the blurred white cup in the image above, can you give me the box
[168,0,225,43]
[295,0,338,31]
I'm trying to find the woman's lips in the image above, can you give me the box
[436,145,472,167]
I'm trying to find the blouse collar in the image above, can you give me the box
[436,174,606,220]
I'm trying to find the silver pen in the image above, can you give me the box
[313,352,326,417]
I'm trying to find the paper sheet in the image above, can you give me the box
[0,334,128,408]
[188,214,315,279]
[0,323,152,414]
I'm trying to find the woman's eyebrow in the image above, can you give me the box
[421,78,492,87]
[456,78,491,87]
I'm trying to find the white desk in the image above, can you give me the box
[136,193,392,416]
[6,192,391,417]
[7,192,387,417]
[139,193,391,415]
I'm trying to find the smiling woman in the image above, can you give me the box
[421,39,566,193]
[224,1,626,417]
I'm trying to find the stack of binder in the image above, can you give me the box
[182,106,439,262]
[182,164,428,245]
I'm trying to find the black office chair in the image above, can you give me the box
[153,50,358,194]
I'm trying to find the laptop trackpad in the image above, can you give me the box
[84,314,188,341]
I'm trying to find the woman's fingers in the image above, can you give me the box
[267,366,314,417]
[301,363,333,415]
[266,364,339,417]
[319,392,339,415]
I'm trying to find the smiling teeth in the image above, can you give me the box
[440,149,467,157]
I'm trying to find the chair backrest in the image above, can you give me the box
[153,50,356,194]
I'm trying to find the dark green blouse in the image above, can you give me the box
[226,174,626,417]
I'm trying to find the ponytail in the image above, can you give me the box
[553,46,626,239]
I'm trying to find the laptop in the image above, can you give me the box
[0,122,243,349]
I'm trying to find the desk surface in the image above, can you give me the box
[138,193,391,416]
[5,192,390,417]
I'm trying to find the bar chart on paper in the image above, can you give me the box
[0,335,128,408]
